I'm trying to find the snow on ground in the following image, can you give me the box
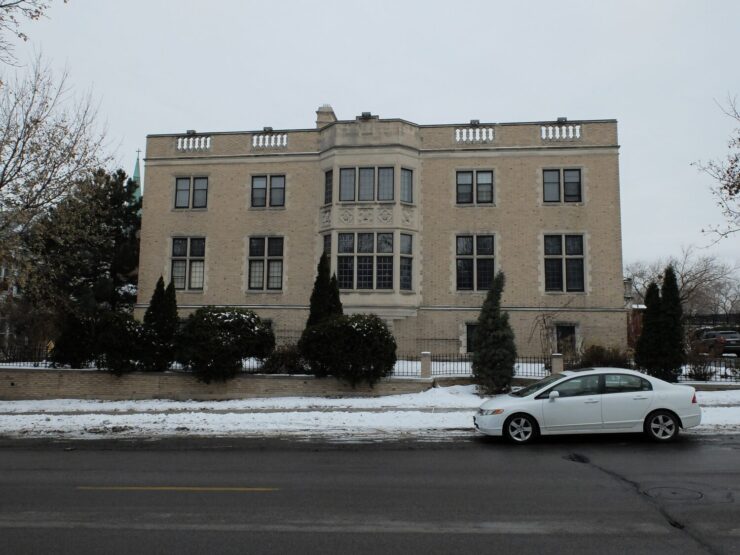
[1,386,739,440]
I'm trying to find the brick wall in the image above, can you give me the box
[0,369,431,401]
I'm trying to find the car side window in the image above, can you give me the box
[550,375,601,398]
[604,374,652,394]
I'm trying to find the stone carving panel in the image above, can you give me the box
[377,208,393,224]
[320,207,331,228]
[401,207,415,226]
[358,208,374,224]
[339,208,354,224]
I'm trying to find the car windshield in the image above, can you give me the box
[509,374,565,397]
[718,332,740,339]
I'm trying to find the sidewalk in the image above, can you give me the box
[1,386,739,440]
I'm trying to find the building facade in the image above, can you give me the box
[136,106,627,356]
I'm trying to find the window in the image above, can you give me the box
[323,234,331,255]
[604,374,652,394]
[466,323,479,353]
[340,168,356,201]
[456,234,494,290]
[401,168,413,203]
[251,175,285,208]
[456,170,493,205]
[543,169,581,203]
[249,236,284,290]
[336,232,396,290]
[356,168,373,201]
[549,375,601,398]
[555,325,576,355]
[174,177,208,209]
[400,233,412,291]
[324,170,333,204]
[544,235,584,292]
[171,237,205,290]
[378,167,394,201]
[337,166,395,202]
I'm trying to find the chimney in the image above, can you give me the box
[316,104,337,128]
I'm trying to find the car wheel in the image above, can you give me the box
[645,410,680,442]
[504,414,538,444]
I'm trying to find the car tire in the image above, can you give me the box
[503,414,539,445]
[644,410,680,442]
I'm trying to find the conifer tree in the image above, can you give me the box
[659,265,685,381]
[635,281,663,374]
[471,272,517,394]
[305,253,342,328]
[328,273,343,319]
[141,276,179,371]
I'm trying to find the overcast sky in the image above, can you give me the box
[11,0,740,269]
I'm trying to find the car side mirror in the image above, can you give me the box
[548,390,560,401]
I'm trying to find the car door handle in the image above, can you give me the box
[584,400,600,404]
[632,396,649,400]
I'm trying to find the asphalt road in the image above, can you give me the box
[0,434,739,555]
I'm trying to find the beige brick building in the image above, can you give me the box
[136,106,627,356]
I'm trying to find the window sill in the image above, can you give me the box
[339,289,396,294]
[337,201,396,206]
[176,290,204,294]
[172,208,208,212]
[455,204,496,208]
[542,202,584,206]
[248,206,286,211]
[544,291,587,295]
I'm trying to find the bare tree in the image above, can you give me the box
[0,56,108,266]
[694,96,740,240]
[625,246,739,316]
[0,1,63,66]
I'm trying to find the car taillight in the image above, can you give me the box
[691,393,697,404]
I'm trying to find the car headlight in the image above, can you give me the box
[478,408,504,416]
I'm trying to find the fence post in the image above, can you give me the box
[551,353,564,374]
[420,351,431,379]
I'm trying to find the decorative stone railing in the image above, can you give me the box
[252,133,288,148]
[176,135,211,151]
[454,127,494,143]
[541,124,581,140]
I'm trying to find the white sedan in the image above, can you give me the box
[474,368,701,444]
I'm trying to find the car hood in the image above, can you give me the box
[479,394,531,410]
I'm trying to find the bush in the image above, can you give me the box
[300,314,396,387]
[572,345,631,369]
[95,311,143,375]
[176,307,274,383]
[686,348,714,381]
[261,344,310,375]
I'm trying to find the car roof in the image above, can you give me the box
[562,367,650,377]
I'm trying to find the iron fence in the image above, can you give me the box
[0,345,53,368]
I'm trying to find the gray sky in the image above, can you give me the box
[12,0,740,269]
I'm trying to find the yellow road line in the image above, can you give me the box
[76,486,278,492]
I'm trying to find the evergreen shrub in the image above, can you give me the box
[50,311,97,368]
[300,314,396,387]
[176,307,274,383]
[141,277,179,371]
[95,311,143,375]
[261,344,310,375]
[471,272,517,394]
